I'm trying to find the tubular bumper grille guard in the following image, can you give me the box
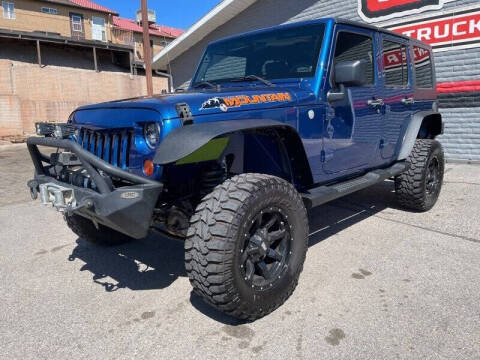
[27,136,161,194]
[26,136,163,239]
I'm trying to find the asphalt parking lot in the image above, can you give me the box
[1,145,479,359]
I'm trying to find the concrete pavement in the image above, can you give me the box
[0,145,479,359]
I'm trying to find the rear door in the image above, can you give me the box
[323,26,383,174]
[379,34,414,160]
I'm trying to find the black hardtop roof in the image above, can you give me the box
[209,17,432,51]
[333,17,432,49]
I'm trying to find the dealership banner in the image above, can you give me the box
[388,7,480,51]
[360,2,480,101]
[358,0,454,22]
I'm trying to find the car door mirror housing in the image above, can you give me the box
[334,59,369,87]
[327,60,369,103]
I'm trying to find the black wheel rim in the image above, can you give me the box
[240,206,291,290]
[426,156,441,195]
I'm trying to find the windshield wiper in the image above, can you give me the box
[231,75,274,87]
[193,81,218,89]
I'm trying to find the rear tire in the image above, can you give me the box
[395,139,444,212]
[65,214,134,246]
[185,173,308,321]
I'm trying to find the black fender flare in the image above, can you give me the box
[398,110,443,160]
[153,119,313,187]
[155,119,292,164]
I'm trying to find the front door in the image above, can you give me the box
[379,34,414,160]
[92,16,106,42]
[70,13,85,40]
[323,26,383,175]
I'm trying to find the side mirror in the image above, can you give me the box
[327,59,369,102]
[334,59,369,87]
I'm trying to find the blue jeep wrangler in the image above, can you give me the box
[27,18,444,320]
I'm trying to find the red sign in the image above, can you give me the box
[358,0,450,22]
[383,48,406,69]
[390,10,480,50]
[437,79,480,93]
[383,46,429,69]
[367,0,420,12]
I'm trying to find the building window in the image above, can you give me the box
[383,40,408,87]
[92,16,106,41]
[71,15,83,32]
[41,7,58,15]
[413,46,433,89]
[2,1,15,19]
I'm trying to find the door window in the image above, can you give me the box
[92,16,106,41]
[2,1,14,19]
[383,40,408,87]
[413,46,433,89]
[332,32,374,86]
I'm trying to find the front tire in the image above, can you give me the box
[185,173,308,321]
[395,139,444,211]
[65,214,134,246]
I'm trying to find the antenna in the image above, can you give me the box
[161,32,174,90]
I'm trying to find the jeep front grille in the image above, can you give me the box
[76,128,133,169]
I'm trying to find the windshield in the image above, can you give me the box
[191,24,325,87]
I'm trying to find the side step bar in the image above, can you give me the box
[301,162,407,209]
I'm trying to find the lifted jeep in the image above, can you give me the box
[27,18,444,321]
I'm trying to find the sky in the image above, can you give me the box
[98,0,222,30]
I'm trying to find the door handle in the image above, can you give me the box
[401,97,415,105]
[367,98,384,107]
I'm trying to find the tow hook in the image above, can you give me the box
[27,180,39,200]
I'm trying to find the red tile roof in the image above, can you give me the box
[68,0,118,15]
[112,17,184,39]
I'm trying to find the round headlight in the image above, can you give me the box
[144,123,161,149]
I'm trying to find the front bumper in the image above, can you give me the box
[27,136,163,239]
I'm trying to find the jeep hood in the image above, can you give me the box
[73,85,314,125]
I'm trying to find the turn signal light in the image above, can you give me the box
[143,159,154,176]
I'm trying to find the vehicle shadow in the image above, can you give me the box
[308,180,401,246]
[67,180,401,322]
[68,232,186,292]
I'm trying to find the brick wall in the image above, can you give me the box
[0,59,168,137]
[167,0,480,162]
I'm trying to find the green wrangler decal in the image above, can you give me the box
[175,137,230,165]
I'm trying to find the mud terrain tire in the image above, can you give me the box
[395,139,444,212]
[185,173,308,321]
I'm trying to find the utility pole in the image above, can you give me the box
[141,0,154,96]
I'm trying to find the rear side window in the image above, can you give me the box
[413,46,433,89]
[333,32,374,85]
[383,40,408,87]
